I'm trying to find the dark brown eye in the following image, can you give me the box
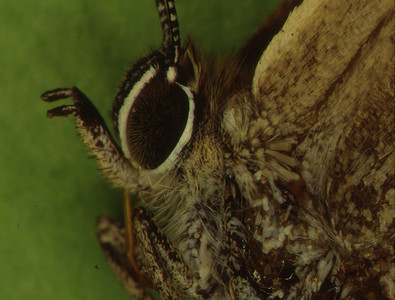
[116,63,196,172]
[126,78,190,170]
[112,0,198,172]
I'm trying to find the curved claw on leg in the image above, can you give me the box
[41,87,84,118]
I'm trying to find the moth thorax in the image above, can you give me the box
[119,67,195,171]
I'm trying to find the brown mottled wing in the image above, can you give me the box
[251,0,394,297]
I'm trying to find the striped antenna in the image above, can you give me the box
[155,0,180,65]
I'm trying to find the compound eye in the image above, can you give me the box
[125,79,194,170]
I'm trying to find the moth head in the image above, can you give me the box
[112,0,201,172]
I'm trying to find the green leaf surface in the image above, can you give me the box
[0,0,280,299]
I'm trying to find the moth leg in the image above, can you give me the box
[132,207,194,300]
[123,191,152,287]
[41,87,137,190]
[222,186,268,300]
[96,216,153,300]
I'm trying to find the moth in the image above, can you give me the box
[41,0,394,299]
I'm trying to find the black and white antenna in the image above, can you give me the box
[156,0,181,65]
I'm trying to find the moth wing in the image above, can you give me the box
[250,0,394,296]
[252,0,393,203]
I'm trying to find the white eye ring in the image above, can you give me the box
[118,65,195,172]
[118,66,157,163]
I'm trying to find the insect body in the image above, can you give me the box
[42,0,394,299]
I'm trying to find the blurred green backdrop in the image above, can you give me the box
[0,0,281,299]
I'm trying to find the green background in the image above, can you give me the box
[0,0,280,299]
